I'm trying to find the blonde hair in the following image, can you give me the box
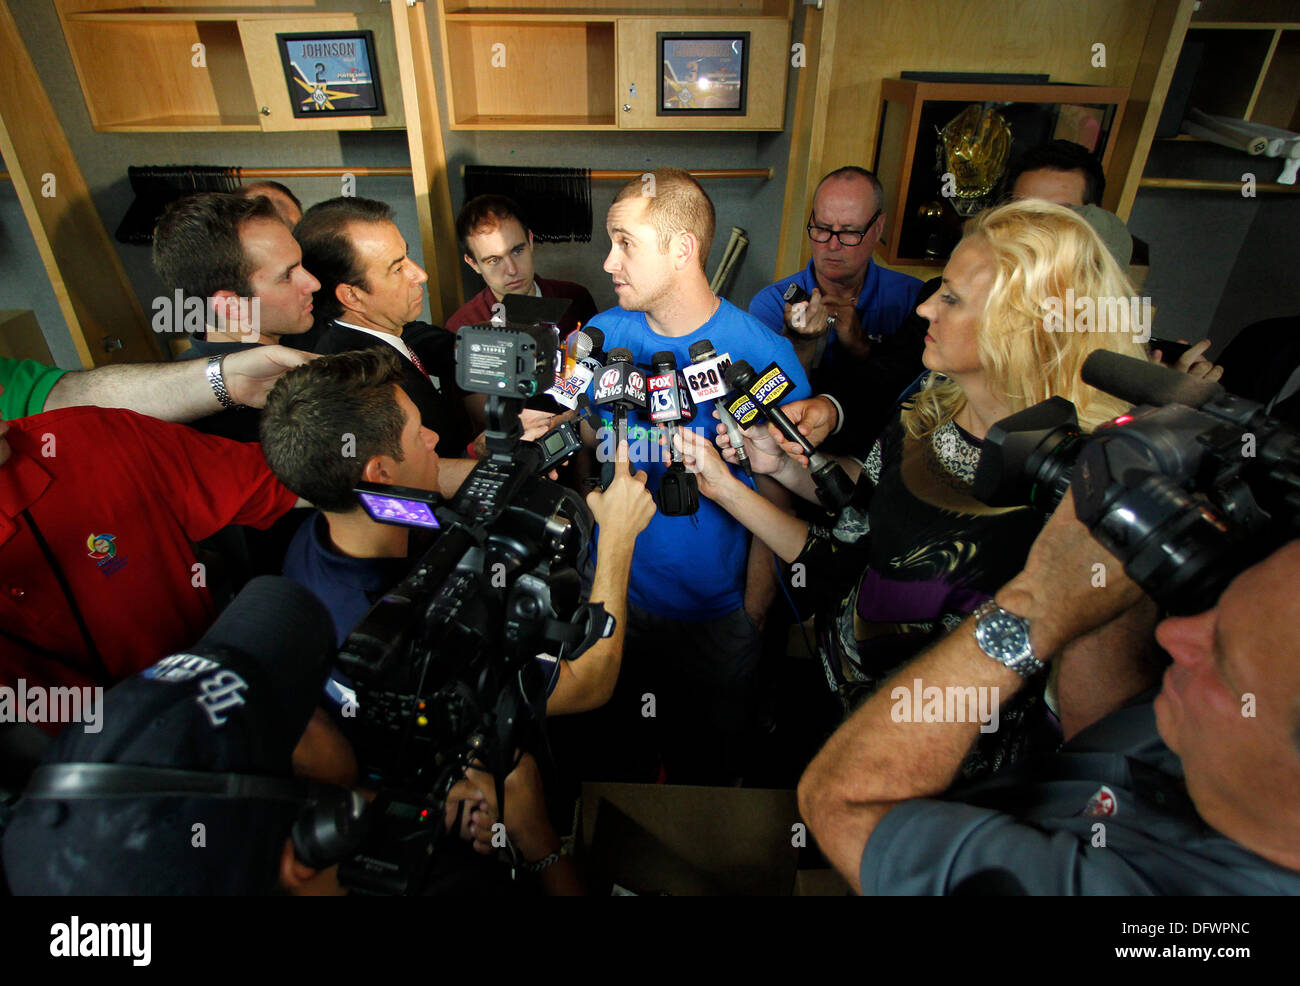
[903,199,1149,438]
[613,167,715,270]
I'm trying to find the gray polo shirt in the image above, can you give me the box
[861,697,1300,895]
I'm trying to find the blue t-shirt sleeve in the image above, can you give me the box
[762,332,812,404]
[748,283,787,334]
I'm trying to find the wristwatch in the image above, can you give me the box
[205,354,237,409]
[972,600,1045,679]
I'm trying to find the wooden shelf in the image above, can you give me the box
[1139,177,1300,192]
[443,1,788,15]
[441,17,617,130]
[1192,0,1300,27]
[65,6,322,22]
[444,12,621,22]
[1193,21,1300,29]
[452,114,619,129]
[95,115,263,132]
[54,2,404,133]
[1142,14,1299,190]
[437,1,791,131]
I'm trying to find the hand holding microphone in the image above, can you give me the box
[710,408,787,476]
[673,427,742,502]
[722,359,855,511]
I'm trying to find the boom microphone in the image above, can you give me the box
[1081,350,1225,411]
[723,359,854,511]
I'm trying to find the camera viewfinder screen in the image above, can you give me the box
[358,492,441,529]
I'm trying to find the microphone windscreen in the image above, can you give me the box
[688,339,716,363]
[609,347,634,363]
[651,350,677,370]
[724,359,756,390]
[1081,351,1224,410]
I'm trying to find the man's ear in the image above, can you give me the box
[673,230,698,272]
[361,454,395,485]
[463,252,482,276]
[209,291,246,331]
[335,281,360,316]
[279,838,317,891]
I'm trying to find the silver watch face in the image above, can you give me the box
[976,609,1032,665]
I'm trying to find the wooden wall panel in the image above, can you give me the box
[780,0,1177,276]
[0,0,157,366]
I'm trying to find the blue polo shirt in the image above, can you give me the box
[584,300,811,621]
[748,259,924,355]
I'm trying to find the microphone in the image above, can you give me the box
[675,368,697,424]
[577,327,607,376]
[688,339,752,478]
[649,351,699,516]
[547,329,599,409]
[723,359,855,511]
[1081,350,1225,410]
[568,329,592,366]
[593,347,647,489]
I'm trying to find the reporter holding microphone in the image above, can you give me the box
[679,200,1152,781]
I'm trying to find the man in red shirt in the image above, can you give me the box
[445,195,597,336]
[0,406,299,713]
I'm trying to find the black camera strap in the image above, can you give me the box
[0,509,111,687]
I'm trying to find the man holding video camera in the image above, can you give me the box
[799,490,1300,895]
[260,349,656,717]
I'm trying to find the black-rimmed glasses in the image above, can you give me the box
[806,209,881,246]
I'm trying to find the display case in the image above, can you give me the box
[872,79,1129,266]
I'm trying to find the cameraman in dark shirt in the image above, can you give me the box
[800,492,1300,895]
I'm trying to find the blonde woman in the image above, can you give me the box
[678,200,1153,777]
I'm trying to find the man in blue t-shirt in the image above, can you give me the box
[577,168,811,784]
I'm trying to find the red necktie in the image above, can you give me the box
[404,343,427,377]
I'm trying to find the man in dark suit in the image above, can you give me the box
[295,197,471,458]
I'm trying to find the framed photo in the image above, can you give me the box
[657,33,749,116]
[276,31,384,119]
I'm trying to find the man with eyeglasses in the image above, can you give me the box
[749,167,926,449]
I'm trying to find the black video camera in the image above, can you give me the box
[336,321,611,894]
[973,351,1300,615]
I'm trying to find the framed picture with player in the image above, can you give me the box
[276,31,385,119]
[657,33,749,116]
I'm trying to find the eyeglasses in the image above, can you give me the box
[806,210,881,246]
